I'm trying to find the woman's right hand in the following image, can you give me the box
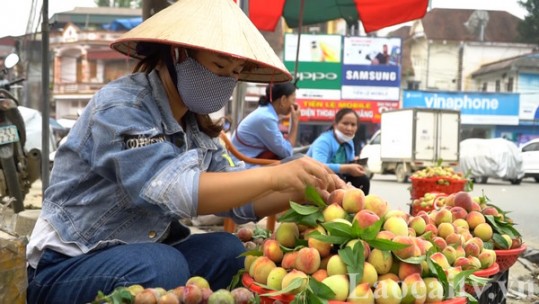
[267,156,344,194]
[342,163,365,177]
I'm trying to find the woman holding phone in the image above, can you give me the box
[307,108,371,194]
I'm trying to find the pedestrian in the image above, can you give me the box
[307,108,371,194]
[25,1,345,303]
[231,82,300,167]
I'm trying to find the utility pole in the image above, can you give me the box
[41,0,50,192]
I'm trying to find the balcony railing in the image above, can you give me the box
[54,82,106,94]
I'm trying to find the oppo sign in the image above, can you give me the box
[298,71,338,82]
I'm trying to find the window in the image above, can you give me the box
[507,77,514,92]
[522,142,539,153]
[495,80,500,92]
[481,82,487,91]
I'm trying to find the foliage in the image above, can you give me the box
[517,0,539,44]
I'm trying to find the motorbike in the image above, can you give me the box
[0,53,37,213]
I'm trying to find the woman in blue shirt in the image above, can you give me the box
[25,1,344,303]
[307,108,371,194]
[231,82,300,166]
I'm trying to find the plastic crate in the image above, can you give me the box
[242,273,467,304]
[494,244,527,273]
[410,177,467,199]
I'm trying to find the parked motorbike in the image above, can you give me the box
[0,53,35,213]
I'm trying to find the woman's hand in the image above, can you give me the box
[290,104,301,124]
[341,163,366,177]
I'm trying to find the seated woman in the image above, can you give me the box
[307,108,371,194]
[230,82,300,167]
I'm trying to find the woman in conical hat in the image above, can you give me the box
[26,0,345,302]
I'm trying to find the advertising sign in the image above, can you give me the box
[284,34,342,100]
[341,37,402,101]
[402,90,520,125]
[518,73,539,120]
[297,99,399,123]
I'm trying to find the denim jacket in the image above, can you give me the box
[40,70,257,253]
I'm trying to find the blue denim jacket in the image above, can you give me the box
[42,70,257,252]
[306,130,355,174]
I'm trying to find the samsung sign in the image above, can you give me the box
[403,90,520,125]
[342,65,401,87]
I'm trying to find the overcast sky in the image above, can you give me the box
[0,0,529,38]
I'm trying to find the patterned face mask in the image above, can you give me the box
[175,57,237,114]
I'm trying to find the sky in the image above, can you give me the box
[0,0,530,38]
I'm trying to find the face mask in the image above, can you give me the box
[334,129,355,143]
[175,57,237,114]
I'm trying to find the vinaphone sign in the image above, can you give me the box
[284,34,402,122]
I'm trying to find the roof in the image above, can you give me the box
[49,7,141,30]
[421,8,522,43]
[472,53,539,77]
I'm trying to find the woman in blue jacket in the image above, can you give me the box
[307,108,370,194]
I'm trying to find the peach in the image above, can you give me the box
[478,249,497,269]
[186,276,210,290]
[450,206,468,220]
[481,206,499,217]
[408,216,427,235]
[275,222,299,248]
[430,252,451,270]
[249,256,277,284]
[244,255,258,272]
[452,218,469,230]
[434,208,453,225]
[455,245,466,259]
[348,282,375,303]
[263,239,284,263]
[346,239,371,260]
[281,270,308,294]
[398,262,422,281]
[159,292,180,304]
[423,223,438,236]
[363,194,389,218]
[353,209,380,229]
[266,267,288,291]
[322,275,350,301]
[453,257,473,270]
[385,209,410,221]
[327,188,346,205]
[361,262,379,286]
[445,232,463,247]
[432,237,447,250]
[342,188,366,213]
[453,191,473,212]
[401,273,427,304]
[466,211,486,230]
[295,247,321,274]
[323,203,348,222]
[134,290,158,304]
[230,287,254,304]
[312,269,329,282]
[473,223,493,242]
[367,248,393,275]
[464,241,481,257]
[327,254,348,276]
[281,251,298,270]
[445,266,462,282]
[376,230,395,240]
[408,227,417,237]
[373,278,402,304]
[308,236,333,258]
[437,222,455,239]
[391,235,417,260]
[182,284,203,304]
[444,193,456,207]
[424,277,444,303]
[383,217,409,237]
[468,256,482,270]
[442,246,458,265]
[378,273,400,282]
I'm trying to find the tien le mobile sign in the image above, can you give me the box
[403,90,520,125]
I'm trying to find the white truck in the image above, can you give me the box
[360,108,461,183]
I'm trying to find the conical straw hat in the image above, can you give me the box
[110,0,291,83]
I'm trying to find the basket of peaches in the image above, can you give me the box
[237,186,489,304]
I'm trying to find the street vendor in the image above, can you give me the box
[25,0,345,303]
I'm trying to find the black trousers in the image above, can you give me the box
[342,174,371,195]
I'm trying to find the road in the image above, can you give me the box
[370,174,539,251]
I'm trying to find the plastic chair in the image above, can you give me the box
[218,132,278,233]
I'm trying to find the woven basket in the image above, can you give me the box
[494,244,527,273]
[410,177,466,200]
[242,273,468,304]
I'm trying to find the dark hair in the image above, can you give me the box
[132,42,223,138]
[258,82,296,106]
[328,108,359,129]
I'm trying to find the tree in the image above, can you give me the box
[517,0,539,44]
[95,0,142,8]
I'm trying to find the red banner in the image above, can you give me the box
[297,100,399,123]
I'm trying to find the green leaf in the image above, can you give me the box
[321,221,354,238]
[290,202,321,215]
[309,233,351,245]
[366,238,411,251]
[229,269,246,290]
[353,218,384,241]
[426,253,449,298]
[261,277,305,296]
[239,249,263,257]
[338,242,365,289]
[305,186,327,208]
[308,278,335,300]
[492,233,509,249]
[394,255,425,265]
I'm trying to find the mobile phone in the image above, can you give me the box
[356,157,368,166]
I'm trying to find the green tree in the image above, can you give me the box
[517,0,539,44]
[95,0,142,8]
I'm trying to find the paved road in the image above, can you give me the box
[369,174,539,250]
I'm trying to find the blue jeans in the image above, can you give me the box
[27,232,245,304]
